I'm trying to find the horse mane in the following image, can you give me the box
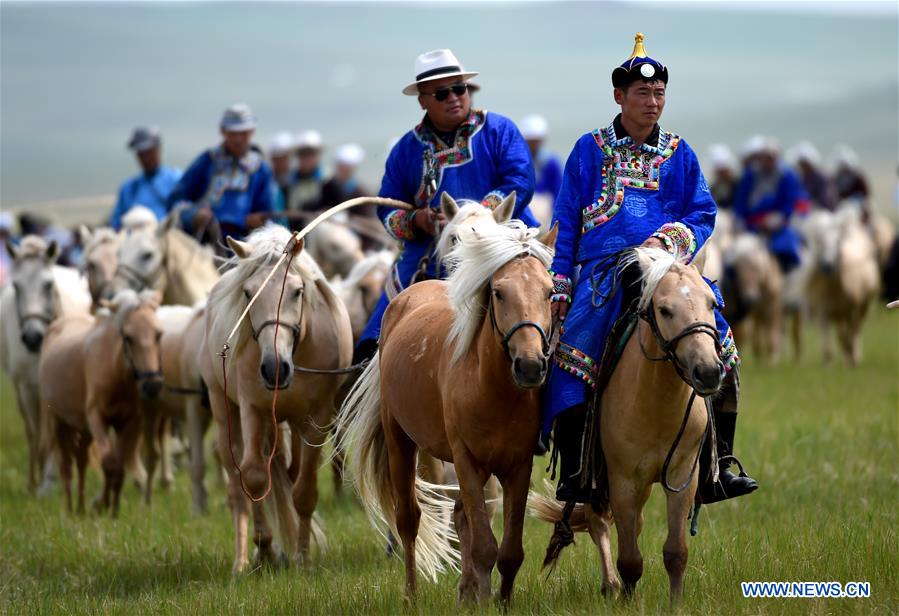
[105,289,160,329]
[337,250,393,290]
[209,224,339,355]
[83,227,119,255]
[618,247,684,312]
[445,221,553,363]
[121,205,159,233]
[13,235,51,260]
[435,200,492,266]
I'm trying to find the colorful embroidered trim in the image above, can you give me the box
[651,222,697,261]
[384,209,416,241]
[550,271,572,303]
[720,326,740,371]
[412,109,487,207]
[481,190,506,210]
[555,342,597,388]
[582,125,680,234]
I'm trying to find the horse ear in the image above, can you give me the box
[79,225,93,246]
[492,191,516,223]
[5,239,19,261]
[45,240,59,263]
[440,192,459,220]
[537,222,559,251]
[226,236,253,259]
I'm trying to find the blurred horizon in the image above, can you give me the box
[1,0,897,223]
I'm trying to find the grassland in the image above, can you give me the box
[1,309,896,615]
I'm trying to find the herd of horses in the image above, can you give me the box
[0,196,892,606]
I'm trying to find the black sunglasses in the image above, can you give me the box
[423,83,470,102]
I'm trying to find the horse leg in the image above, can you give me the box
[821,317,833,364]
[86,407,113,513]
[250,499,278,567]
[56,421,74,514]
[495,465,530,604]
[15,383,40,493]
[74,432,91,515]
[610,479,651,598]
[111,412,142,518]
[383,413,420,599]
[293,424,325,566]
[158,415,173,490]
[585,504,621,597]
[453,449,494,603]
[663,487,695,605]
[187,395,210,515]
[141,404,162,506]
[453,496,476,601]
[210,386,251,575]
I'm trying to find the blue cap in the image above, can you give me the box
[611,33,669,88]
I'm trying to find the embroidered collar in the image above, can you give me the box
[412,109,487,207]
[210,144,263,175]
[414,109,485,153]
[609,114,662,150]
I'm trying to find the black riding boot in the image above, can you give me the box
[699,366,758,503]
[554,405,594,503]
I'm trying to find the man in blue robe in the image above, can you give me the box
[546,34,757,505]
[355,49,538,360]
[109,127,182,230]
[167,104,279,242]
[733,137,808,272]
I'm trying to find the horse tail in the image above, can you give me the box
[336,352,460,581]
[528,480,593,570]
[261,432,303,560]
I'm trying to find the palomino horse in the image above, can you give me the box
[721,233,784,364]
[531,247,726,604]
[305,220,364,280]
[112,215,220,306]
[39,289,163,515]
[338,220,556,603]
[0,236,91,491]
[199,224,352,573]
[804,206,880,366]
[79,226,121,307]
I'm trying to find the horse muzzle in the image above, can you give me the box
[139,376,164,399]
[260,356,293,391]
[512,356,548,389]
[690,361,725,396]
[20,327,44,353]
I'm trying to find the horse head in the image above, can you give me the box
[5,236,61,352]
[436,191,516,268]
[227,231,309,391]
[725,233,769,309]
[80,226,121,306]
[101,289,164,398]
[110,225,168,298]
[636,247,724,395]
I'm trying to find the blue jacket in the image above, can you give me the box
[167,144,278,235]
[110,166,182,230]
[534,148,564,201]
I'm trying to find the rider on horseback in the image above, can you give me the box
[545,33,758,506]
[354,49,540,362]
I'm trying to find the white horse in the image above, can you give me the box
[332,251,395,342]
[803,205,880,365]
[0,236,91,491]
[305,220,364,280]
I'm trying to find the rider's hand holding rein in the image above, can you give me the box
[412,208,446,237]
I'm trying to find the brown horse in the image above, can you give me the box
[531,247,726,604]
[199,224,353,573]
[338,220,557,603]
[39,289,164,515]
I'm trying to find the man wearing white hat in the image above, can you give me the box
[109,126,182,230]
[320,143,369,211]
[789,142,836,212]
[167,103,279,240]
[356,48,538,360]
[733,136,808,272]
[286,130,326,220]
[707,143,738,210]
[520,115,563,206]
[268,131,295,210]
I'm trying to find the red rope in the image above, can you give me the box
[222,248,298,503]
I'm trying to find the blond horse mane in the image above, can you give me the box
[445,221,553,363]
[208,224,340,360]
[618,246,683,312]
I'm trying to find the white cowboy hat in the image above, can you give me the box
[402,49,479,96]
[267,131,295,156]
[295,129,324,151]
[334,143,365,167]
[519,115,549,140]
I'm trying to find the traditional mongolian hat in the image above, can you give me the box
[612,32,669,88]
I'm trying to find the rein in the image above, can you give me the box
[487,294,552,360]
[114,260,167,293]
[638,301,720,493]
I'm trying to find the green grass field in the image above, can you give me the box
[1,309,896,615]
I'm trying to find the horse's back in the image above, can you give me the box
[40,315,93,426]
[381,280,450,343]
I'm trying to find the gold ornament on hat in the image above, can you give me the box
[630,32,648,59]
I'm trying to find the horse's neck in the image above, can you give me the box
[624,322,694,417]
[472,310,516,390]
[163,235,219,304]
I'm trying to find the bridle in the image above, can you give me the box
[11,281,57,331]
[249,287,306,357]
[487,288,553,362]
[113,260,167,293]
[120,331,163,384]
[638,299,722,494]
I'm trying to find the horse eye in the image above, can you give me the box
[659,306,673,319]
[293,287,302,299]
[141,251,153,261]
[244,289,252,300]
[43,281,54,293]
[493,289,503,301]
[124,335,133,345]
